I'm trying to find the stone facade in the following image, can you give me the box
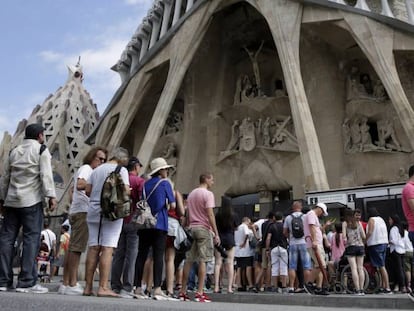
[0,61,99,215]
[89,0,414,208]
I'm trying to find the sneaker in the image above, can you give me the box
[408,291,414,303]
[58,284,66,294]
[165,291,180,301]
[153,291,170,301]
[358,290,365,296]
[288,288,295,294]
[178,292,191,301]
[304,282,315,295]
[134,289,150,299]
[119,289,135,299]
[16,284,48,294]
[314,287,330,296]
[383,288,393,295]
[65,283,84,296]
[194,292,211,302]
[0,286,8,292]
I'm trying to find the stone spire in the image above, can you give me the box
[0,58,100,214]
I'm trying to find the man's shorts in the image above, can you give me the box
[368,244,387,268]
[261,248,270,269]
[307,245,327,269]
[236,256,254,268]
[68,212,88,253]
[404,251,413,272]
[288,243,312,270]
[270,246,288,276]
[186,227,214,263]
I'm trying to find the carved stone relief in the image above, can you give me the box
[342,65,410,153]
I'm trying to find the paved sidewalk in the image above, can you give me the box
[39,280,414,310]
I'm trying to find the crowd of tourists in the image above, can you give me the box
[1,123,414,304]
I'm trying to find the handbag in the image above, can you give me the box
[133,180,164,230]
[178,228,193,252]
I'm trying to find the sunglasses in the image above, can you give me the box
[96,157,106,163]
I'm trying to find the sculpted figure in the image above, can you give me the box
[243,41,264,96]
[377,119,401,151]
[373,79,386,100]
[350,117,362,152]
[359,117,376,151]
[342,118,352,153]
[225,120,240,151]
[262,117,271,147]
[346,66,361,101]
[239,117,256,151]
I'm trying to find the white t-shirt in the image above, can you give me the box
[254,218,265,240]
[234,223,254,258]
[87,163,129,223]
[41,228,56,252]
[69,164,93,214]
[283,212,306,245]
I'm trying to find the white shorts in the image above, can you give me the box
[271,246,288,276]
[87,218,123,248]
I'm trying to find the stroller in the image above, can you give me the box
[36,242,51,283]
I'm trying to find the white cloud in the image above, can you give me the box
[124,0,153,6]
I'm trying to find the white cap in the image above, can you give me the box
[316,202,328,216]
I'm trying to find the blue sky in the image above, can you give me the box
[0,0,153,139]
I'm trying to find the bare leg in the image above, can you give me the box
[214,250,222,292]
[225,248,235,293]
[197,261,206,294]
[97,246,119,297]
[165,246,176,294]
[84,246,100,295]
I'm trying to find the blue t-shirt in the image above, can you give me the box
[143,177,175,232]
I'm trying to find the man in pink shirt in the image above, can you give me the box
[303,202,329,295]
[402,165,414,301]
[179,173,220,303]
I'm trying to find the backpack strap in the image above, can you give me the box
[40,144,47,155]
[143,179,164,201]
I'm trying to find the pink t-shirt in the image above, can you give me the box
[187,187,215,230]
[402,181,414,231]
[303,209,323,248]
[329,232,345,262]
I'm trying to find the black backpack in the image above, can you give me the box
[100,165,131,221]
[291,213,304,238]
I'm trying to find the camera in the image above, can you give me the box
[215,244,228,258]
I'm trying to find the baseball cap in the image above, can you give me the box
[316,202,328,216]
[25,123,45,139]
[127,156,142,171]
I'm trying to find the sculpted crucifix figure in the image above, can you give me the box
[244,40,264,96]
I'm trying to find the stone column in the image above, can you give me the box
[149,2,163,48]
[186,0,194,12]
[160,0,174,37]
[406,0,414,24]
[381,0,394,17]
[138,19,152,61]
[128,38,142,74]
[172,0,183,26]
[254,0,330,191]
[116,51,131,83]
[137,1,213,168]
[341,14,414,151]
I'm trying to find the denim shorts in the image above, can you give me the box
[368,244,387,268]
[345,245,365,257]
[288,243,312,270]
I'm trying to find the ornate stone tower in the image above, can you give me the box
[0,60,99,215]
